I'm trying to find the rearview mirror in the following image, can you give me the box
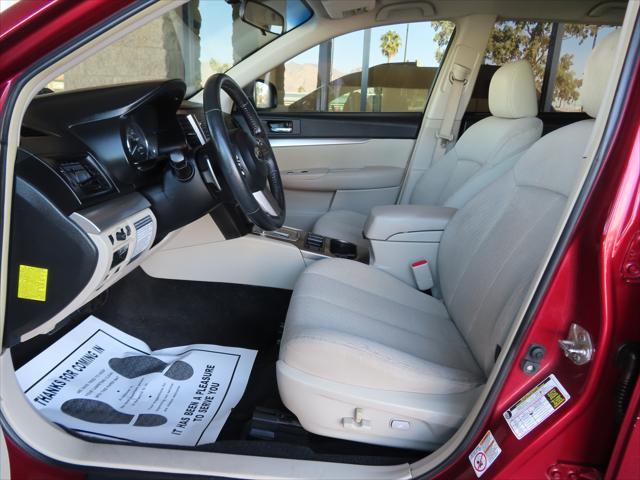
[241,1,284,36]
[251,79,278,110]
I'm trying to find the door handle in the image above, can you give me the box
[268,121,293,133]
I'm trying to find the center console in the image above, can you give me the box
[253,226,358,262]
[364,205,457,290]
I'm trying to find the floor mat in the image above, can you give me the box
[11,268,421,464]
[91,268,291,442]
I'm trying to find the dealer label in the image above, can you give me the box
[469,430,501,477]
[503,373,571,440]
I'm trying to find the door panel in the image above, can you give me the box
[270,136,415,230]
[272,138,414,170]
[331,187,400,215]
[262,112,421,138]
[283,189,334,231]
[281,166,404,190]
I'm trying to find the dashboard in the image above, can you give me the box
[6,80,228,345]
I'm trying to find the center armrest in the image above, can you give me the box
[364,205,457,241]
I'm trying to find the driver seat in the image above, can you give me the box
[276,31,620,450]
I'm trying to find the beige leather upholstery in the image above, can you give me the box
[363,205,457,241]
[487,60,538,118]
[277,31,620,450]
[312,209,369,252]
[581,28,621,117]
[280,259,484,396]
[313,61,543,252]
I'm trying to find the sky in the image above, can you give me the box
[0,0,20,12]
[199,0,443,73]
[198,1,617,90]
[560,25,618,79]
[200,1,236,67]
[288,22,443,74]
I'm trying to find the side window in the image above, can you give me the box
[466,21,552,113]
[465,21,619,114]
[259,21,454,113]
[545,24,620,112]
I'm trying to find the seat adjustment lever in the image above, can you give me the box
[342,408,371,430]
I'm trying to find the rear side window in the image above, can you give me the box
[257,21,454,113]
[547,24,620,112]
[466,21,552,113]
[466,21,619,114]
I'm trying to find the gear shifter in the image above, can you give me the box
[168,150,194,182]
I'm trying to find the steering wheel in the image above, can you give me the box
[202,74,285,231]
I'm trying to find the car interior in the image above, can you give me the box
[0,0,637,478]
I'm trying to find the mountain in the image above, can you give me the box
[284,62,345,93]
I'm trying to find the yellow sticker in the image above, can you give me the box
[17,265,48,302]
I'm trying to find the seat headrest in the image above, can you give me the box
[581,29,621,118]
[488,60,538,119]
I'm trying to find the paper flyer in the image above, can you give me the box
[16,316,256,447]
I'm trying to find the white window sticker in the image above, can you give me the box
[469,430,502,477]
[503,374,571,440]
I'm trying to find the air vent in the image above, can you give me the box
[177,113,210,148]
[58,157,113,200]
[194,111,211,140]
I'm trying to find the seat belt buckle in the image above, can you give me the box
[411,260,434,291]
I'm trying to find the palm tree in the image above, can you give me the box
[380,30,402,63]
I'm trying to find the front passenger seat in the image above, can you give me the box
[277,30,620,450]
[313,60,543,254]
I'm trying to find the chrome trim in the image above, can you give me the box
[270,138,369,148]
[558,323,594,366]
[253,189,278,216]
[205,157,222,191]
[269,126,293,133]
[186,113,207,145]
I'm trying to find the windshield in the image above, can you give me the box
[44,0,312,96]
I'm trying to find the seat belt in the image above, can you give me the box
[433,63,471,161]
[397,62,471,204]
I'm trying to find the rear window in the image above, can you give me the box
[466,21,619,114]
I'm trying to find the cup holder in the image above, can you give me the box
[329,239,357,259]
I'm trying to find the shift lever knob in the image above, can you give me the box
[169,150,194,181]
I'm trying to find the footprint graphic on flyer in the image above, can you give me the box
[61,399,167,427]
[108,355,194,380]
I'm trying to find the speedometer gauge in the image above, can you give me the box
[124,120,149,166]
